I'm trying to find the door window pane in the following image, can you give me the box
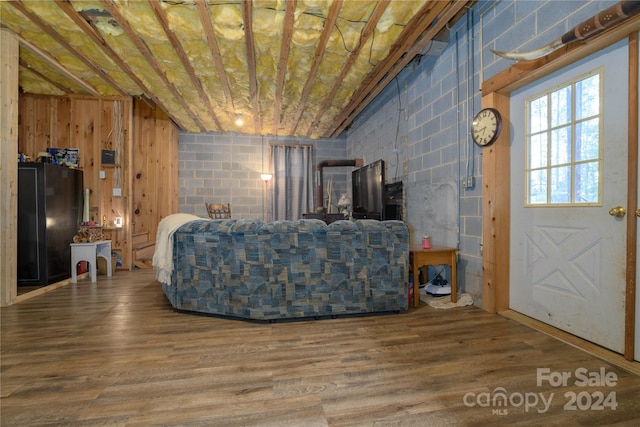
[576,74,600,120]
[551,86,571,127]
[528,169,547,204]
[550,166,571,203]
[529,96,548,133]
[575,161,599,203]
[525,69,602,206]
[550,126,571,166]
[576,118,599,161]
[529,133,548,169]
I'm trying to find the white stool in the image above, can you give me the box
[70,240,112,283]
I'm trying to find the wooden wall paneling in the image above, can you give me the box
[100,98,115,229]
[132,98,153,236]
[51,96,71,148]
[120,98,133,270]
[34,96,52,150]
[17,95,36,156]
[146,107,160,241]
[16,93,176,272]
[70,97,101,223]
[151,106,179,240]
[481,91,510,313]
[99,97,131,269]
[167,112,180,220]
[153,108,166,241]
[1,28,19,307]
[18,95,52,158]
[16,93,140,271]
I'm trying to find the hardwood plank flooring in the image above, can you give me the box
[2,270,639,426]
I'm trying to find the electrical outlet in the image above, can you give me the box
[463,176,475,189]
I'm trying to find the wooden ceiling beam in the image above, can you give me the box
[99,0,206,132]
[10,1,122,96]
[53,0,188,131]
[195,0,236,126]
[148,0,223,132]
[19,59,72,93]
[306,0,391,137]
[273,0,296,136]
[17,35,100,96]
[242,0,261,134]
[288,0,343,136]
[327,0,468,138]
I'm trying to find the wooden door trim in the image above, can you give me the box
[480,20,639,361]
[625,32,638,361]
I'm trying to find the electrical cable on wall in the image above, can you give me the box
[112,100,122,193]
[466,8,475,179]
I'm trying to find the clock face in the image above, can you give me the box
[471,108,502,147]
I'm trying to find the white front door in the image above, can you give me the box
[510,39,630,354]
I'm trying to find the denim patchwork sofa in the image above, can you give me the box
[161,218,410,321]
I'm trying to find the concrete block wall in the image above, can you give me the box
[178,132,349,219]
[345,0,609,306]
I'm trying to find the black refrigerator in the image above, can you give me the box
[18,163,84,287]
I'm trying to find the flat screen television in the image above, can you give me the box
[351,159,385,220]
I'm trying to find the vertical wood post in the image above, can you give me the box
[624,32,638,361]
[0,29,19,306]
[481,91,510,313]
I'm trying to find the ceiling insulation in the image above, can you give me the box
[1,0,469,138]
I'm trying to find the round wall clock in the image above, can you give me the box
[471,108,502,147]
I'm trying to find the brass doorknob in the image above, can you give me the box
[636,209,640,218]
[609,206,626,218]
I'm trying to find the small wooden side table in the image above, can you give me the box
[70,240,112,283]
[410,245,458,307]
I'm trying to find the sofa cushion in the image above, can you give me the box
[229,218,263,233]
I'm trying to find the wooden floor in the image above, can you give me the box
[2,270,639,426]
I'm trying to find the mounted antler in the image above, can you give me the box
[492,1,640,61]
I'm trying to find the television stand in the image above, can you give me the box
[302,213,347,224]
[352,212,382,220]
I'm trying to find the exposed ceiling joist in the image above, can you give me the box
[19,59,71,94]
[17,34,100,96]
[273,0,296,135]
[306,0,391,137]
[242,0,260,134]
[99,0,206,132]
[288,0,343,136]
[1,0,471,138]
[53,1,167,119]
[195,0,236,128]
[148,0,223,132]
[328,0,467,137]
